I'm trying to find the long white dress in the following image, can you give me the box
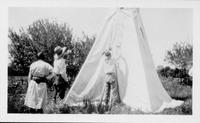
[24,60,53,110]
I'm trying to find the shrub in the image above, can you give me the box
[8,76,29,113]
[158,66,192,86]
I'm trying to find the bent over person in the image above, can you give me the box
[24,52,53,113]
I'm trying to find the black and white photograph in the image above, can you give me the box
[1,0,200,122]
[7,7,193,115]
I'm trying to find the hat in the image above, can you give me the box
[54,46,67,56]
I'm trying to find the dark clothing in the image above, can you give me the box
[53,74,68,101]
[31,76,47,84]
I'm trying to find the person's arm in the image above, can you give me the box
[46,63,55,81]
[61,72,69,82]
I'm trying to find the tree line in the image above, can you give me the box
[8,19,95,78]
[8,19,192,85]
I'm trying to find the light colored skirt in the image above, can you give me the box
[24,80,48,110]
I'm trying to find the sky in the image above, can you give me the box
[8,8,193,66]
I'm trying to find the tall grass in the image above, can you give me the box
[8,76,192,114]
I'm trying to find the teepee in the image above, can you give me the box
[63,8,183,113]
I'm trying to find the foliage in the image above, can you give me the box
[8,19,192,115]
[8,75,192,114]
[159,76,192,100]
[8,19,95,76]
[157,66,192,86]
[8,30,37,75]
[8,76,29,113]
[157,66,173,78]
[164,42,192,70]
[66,35,95,82]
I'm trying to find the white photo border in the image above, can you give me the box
[1,0,200,122]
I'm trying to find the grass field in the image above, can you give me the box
[8,75,192,114]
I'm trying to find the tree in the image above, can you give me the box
[8,19,95,76]
[164,42,193,70]
[27,19,73,64]
[163,42,193,86]
[8,29,37,75]
[65,34,95,81]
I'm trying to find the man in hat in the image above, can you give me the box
[53,46,70,102]
[24,51,53,113]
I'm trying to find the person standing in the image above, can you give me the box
[101,48,121,111]
[53,46,70,102]
[24,52,53,113]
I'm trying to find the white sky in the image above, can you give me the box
[8,8,193,66]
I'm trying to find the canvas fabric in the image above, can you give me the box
[64,8,183,112]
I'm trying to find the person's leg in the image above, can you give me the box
[59,83,67,99]
[105,82,111,105]
[104,82,111,111]
[109,79,121,112]
[109,82,115,111]
[54,85,58,103]
[110,80,121,105]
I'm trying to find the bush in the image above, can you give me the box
[158,66,192,86]
[160,76,192,100]
[8,76,29,113]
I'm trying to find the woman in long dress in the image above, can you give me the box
[101,48,121,111]
[24,52,53,113]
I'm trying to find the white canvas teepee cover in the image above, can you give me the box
[63,8,183,113]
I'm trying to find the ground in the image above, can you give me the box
[8,76,192,114]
